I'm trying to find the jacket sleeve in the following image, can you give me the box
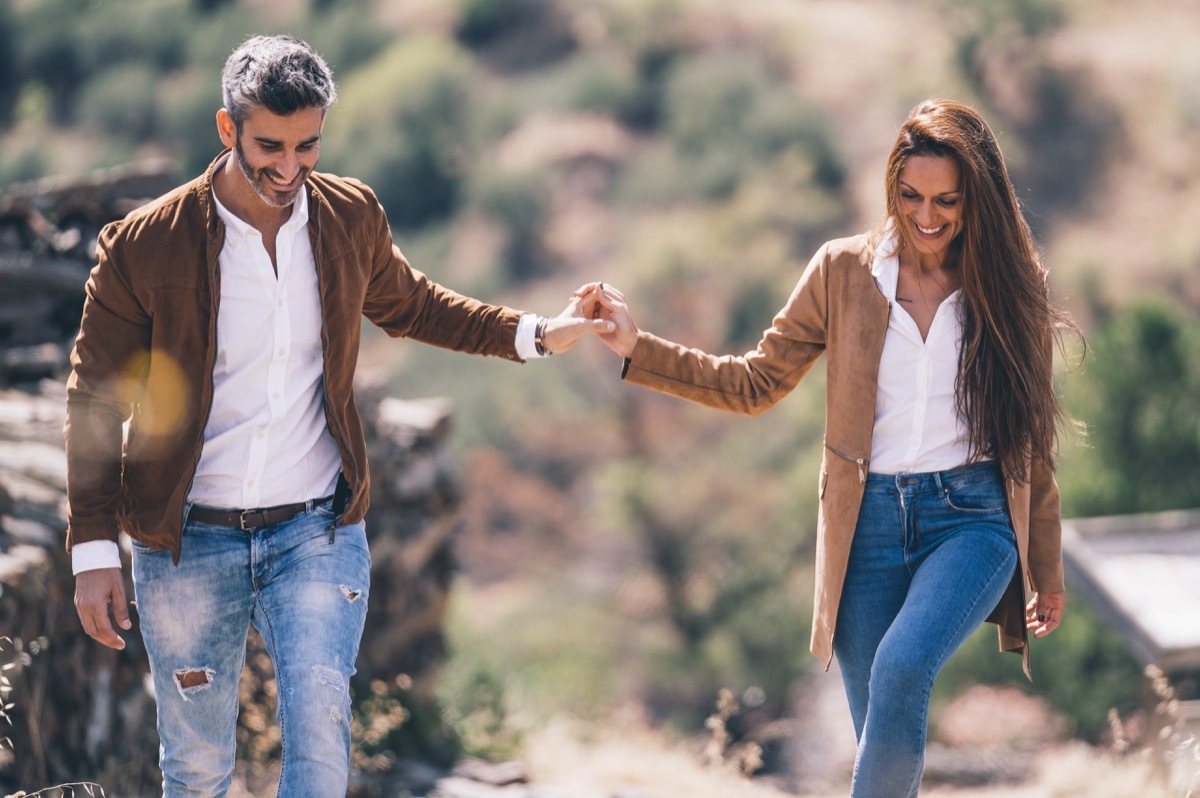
[63,223,153,550]
[621,242,832,415]
[359,194,524,361]
[1026,456,1065,593]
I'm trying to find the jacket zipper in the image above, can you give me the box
[825,443,867,484]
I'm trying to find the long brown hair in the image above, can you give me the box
[878,99,1081,480]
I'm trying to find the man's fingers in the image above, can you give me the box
[75,569,130,649]
[111,582,132,630]
[79,604,127,650]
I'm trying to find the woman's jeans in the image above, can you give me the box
[833,462,1017,798]
[131,500,370,798]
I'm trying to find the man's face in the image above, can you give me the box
[219,105,324,209]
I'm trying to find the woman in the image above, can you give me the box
[582,99,1080,796]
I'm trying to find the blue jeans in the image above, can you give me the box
[833,462,1017,797]
[131,499,370,798]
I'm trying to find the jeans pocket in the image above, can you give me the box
[942,477,1006,514]
[313,497,337,519]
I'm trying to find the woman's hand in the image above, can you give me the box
[540,289,616,355]
[572,281,639,359]
[1025,590,1066,638]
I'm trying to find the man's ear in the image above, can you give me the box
[216,109,236,149]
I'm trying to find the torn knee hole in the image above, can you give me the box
[339,585,362,602]
[175,669,212,689]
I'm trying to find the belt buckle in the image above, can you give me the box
[239,510,258,532]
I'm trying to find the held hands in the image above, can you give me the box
[75,567,132,650]
[1025,590,1066,638]
[539,287,617,355]
[569,281,639,359]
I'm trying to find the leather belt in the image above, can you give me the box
[188,496,333,532]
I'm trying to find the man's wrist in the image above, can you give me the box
[534,317,553,357]
[72,539,122,575]
[515,313,546,360]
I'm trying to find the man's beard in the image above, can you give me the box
[235,139,309,209]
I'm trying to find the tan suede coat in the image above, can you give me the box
[65,152,525,562]
[623,234,1063,677]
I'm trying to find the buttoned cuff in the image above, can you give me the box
[72,539,122,574]
[515,313,546,360]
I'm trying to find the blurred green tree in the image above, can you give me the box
[0,0,16,126]
[1060,302,1200,516]
[322,37,475,231]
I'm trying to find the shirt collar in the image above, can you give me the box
[210,153,310,251]
[871,220,900,302]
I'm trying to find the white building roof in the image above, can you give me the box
[1062,508,1200,672]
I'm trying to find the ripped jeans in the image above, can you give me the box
[132,499,370,798]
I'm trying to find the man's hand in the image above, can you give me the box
[75,568,132,650]
[540,289,617,355]
[571,281,639,359]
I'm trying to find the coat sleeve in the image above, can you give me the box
[63,223,153,550]
[358,192,524,361]
[621,242,832,415]
[1026,457,1065,594]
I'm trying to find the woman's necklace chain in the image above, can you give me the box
[897,258,954,311]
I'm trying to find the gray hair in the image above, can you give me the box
[221,35,337,130]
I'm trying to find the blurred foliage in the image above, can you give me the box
[350,676,460,774]
[620,49,844,205]
[935,588,1146,742]
[1058,302,1200,517]
[322,37,476,231]
[467,166,554,281]
[453,0,576,75]
[941,0,1121,230]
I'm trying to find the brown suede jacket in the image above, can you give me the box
[622,234,1063,677]
[65,152,525,562]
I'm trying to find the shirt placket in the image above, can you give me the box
[243,235,291,508]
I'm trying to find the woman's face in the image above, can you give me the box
[896,154,963,264]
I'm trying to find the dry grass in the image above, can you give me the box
[523,716,802,798]
[519,716,1190,798]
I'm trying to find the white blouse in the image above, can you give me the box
[868,233,975,475]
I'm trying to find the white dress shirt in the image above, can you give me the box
[869,232,975,475]
[73,166,545,574]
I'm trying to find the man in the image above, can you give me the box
[66,34,611,797]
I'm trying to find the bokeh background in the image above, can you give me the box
[1,0,1198,795]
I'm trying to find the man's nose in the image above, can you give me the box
[276,151,300,180]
